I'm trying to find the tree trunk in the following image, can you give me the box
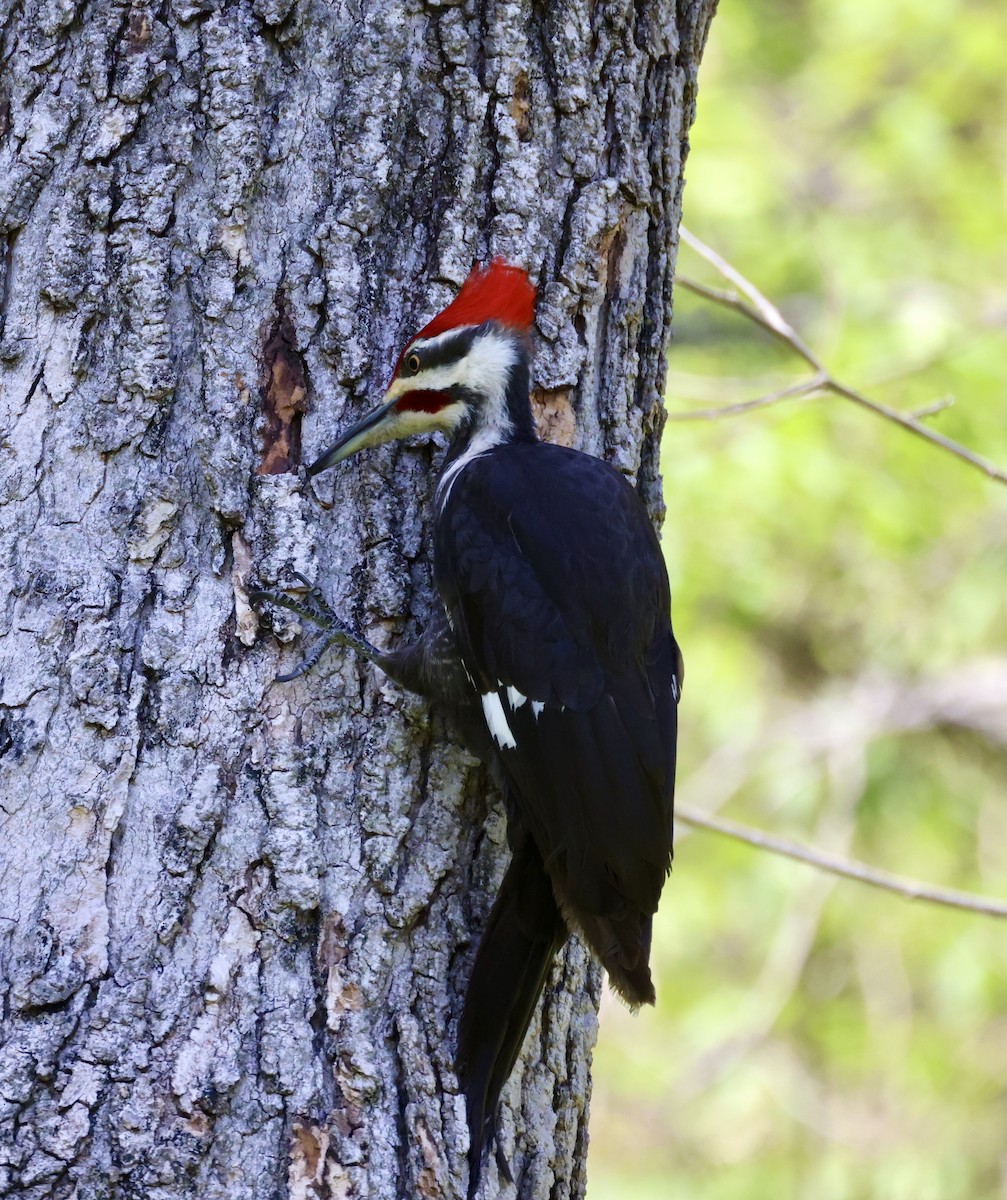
[0,1,716,1196]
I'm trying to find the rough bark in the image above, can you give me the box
[0,1,716,1197]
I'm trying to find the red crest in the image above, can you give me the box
[413,258,536,343]
[390,259,536,405]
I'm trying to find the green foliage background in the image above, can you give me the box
[587,2,1007,1197]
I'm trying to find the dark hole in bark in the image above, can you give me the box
[259,300,308,475]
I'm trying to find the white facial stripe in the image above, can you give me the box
[386,330,517,423]
[452,333,517,418]
[385,369,452,404]
[481,691,517,750]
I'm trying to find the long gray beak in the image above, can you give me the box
[306,396,397,477]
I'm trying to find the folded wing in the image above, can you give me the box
[436,442,680,1004]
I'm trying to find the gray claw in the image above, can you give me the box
[251,579,381,680]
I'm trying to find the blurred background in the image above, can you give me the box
[587,1,1007,1197]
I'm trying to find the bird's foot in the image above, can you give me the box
[250,572,381,681]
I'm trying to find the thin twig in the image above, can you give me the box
[676,276,823,372]
[677,227,1007,487]
[908,395,955,420]
[677,805,1007,921]
[672,749,865,1101]
[828,380,1007,483]
[666,374,826,421]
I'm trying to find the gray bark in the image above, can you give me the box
[0,0,716,1197]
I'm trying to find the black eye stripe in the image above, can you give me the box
[406,327,480,375]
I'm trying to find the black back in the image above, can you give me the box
[436,441,679,1000]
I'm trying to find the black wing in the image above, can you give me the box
[435,441,680,1003]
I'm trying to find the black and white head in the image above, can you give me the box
[308,259,537,476]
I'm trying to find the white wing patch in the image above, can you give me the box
[481,691,517,750]
[506,686,528,709]
[531,701,545,720]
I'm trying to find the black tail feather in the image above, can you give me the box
[457,834,566,1198]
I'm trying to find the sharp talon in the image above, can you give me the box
[290,570,318,595]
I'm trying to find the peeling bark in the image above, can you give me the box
[0,1,716,1197]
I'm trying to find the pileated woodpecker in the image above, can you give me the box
[255,260,681,1195]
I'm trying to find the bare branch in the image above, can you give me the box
[677,805,1007,921]
[666,373,826,422]
[679,229,825,371]
[677,227,1007,487]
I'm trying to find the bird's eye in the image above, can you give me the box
[406,353,421,375]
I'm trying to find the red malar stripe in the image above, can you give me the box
[396,389,453,413]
